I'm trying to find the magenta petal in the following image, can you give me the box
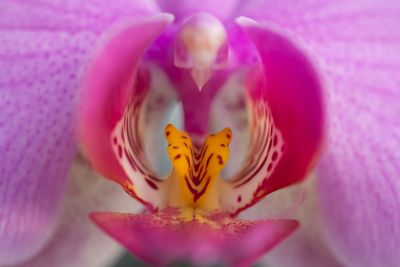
[239,19,325,195]
[312,4,400,266]
[79,14,173,184]
[91,211,298,266]
[0,1,158,264]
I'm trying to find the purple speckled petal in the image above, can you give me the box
[156,0,240,21]
[0,0,158,265]
[315,4,400,262]
[238,1,400,266]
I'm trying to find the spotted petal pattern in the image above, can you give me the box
[0,0,159,264]
[236,1,400,267]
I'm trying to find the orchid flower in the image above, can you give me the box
[0,1,399,267]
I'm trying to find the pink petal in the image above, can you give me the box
[156,0,240,21]
[79,14,172,185]
[313,3,400,265]
[238,1,400,266]
[229,19,324,209]
[14,155,141,267]
[91,210,298,266]
[0,0,157,264]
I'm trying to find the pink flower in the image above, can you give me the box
[0,1,398,267]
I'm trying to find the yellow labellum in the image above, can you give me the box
[165,124,231,214]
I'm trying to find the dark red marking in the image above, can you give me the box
[220,144,226,147]
[185,175,211,203]
[113,137,118,145]
[226,134,231,139]
[273,134,278,146]
[237,195,242,202]
[145,178,159,190]
[217,155,224,165]
[267,163,273,172]
[174,154,182,160]
[181,135,188,139]
[118,145,122,158]
[205,153,214,170]
[173,146,179,149]
[185,155,191,168]
[272,151,278,161]
[166,131,170,136]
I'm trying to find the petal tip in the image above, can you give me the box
[235,16,259,27]
[151,13,175,24]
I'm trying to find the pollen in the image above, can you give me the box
[165,124,232,213]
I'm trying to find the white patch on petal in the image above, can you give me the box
[142,65,182,177]
[219,99,284,215]
[111,67,176,210]
[210,71,250,178]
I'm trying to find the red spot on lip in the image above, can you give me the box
[273,134,278,146]
[237,195,242,202]
[145,178,159,190]
[272,151,278,161]
[174,154,182,160]
[220,144,226,147]
[118,145,123,158]
[267,163,273,172]
[166,131,170,136]
[113,137,118,145]
[226,134,231,139]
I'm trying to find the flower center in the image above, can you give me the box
[174,13,229,90]
[165,124,231,213]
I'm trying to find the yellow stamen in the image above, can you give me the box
[165,124,232,213]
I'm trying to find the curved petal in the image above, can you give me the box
[15,154,141,267]
[0,1,157,265]
[312,2,400,265]
[237,1,400,266]
[156,0,240,21]
[219,19,325,215]
[79,14,173,185]
[91,210,298,267]
[210,71,250,178]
